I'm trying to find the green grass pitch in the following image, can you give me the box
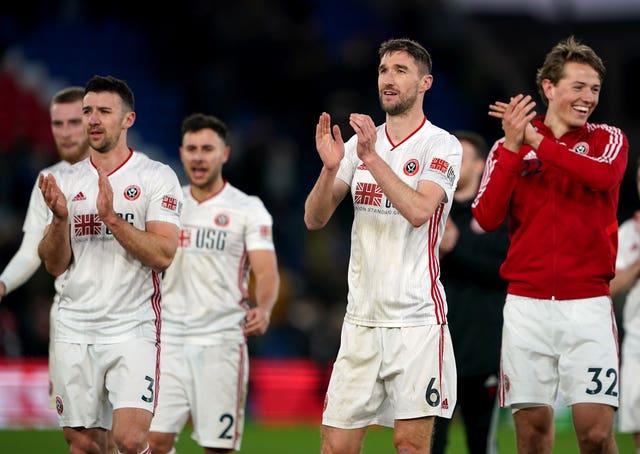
[0,415,635,453]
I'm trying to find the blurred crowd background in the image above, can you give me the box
[1,0,639,365]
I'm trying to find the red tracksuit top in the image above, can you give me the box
[471,115,628,300]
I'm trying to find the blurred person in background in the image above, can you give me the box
[1,86,87,322]
[609,156,640,454]
[0,86,120,451]
[1,87,88,353]
[472,36,628,453]
[38,75,183,454]
[433,131,509,454]
[304,37,461,454]
[148,113,280,454]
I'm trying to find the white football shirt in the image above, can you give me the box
[161,182,275,345]
[336,117,461,327]
[615,218,640,353]
[53,150,183,343]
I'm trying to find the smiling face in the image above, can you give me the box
[180,127,230,200]
[543,61,601,134]
[378,50,432,117]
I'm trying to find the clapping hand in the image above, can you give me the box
[315,112,345,171]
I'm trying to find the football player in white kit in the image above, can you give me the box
[0,87,88,402]
[610,158,640,453]
[38,75,183,454]
[148,113,280,454]
[0,88,124,452]
[305,38,461,454]
[1,86,123,451]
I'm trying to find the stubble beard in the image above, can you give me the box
[380,91,418,117]
[90,136,114,154]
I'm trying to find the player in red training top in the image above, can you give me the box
[472,36,627,454]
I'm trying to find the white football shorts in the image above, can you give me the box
[322,321,457,429]
[500,294,619,410]
[150,342,248,450]
[54,338,159,428]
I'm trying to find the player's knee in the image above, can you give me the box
[575,426,612,452]
[113,431,148,454]
[64,428,106,454]
[148,432,175,454]
[393,437,428,454]
[515,424,553,454]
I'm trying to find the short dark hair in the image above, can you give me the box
[181,113,228,141]
[84,75,135,111]
[536,36,606,107]
[378,38,432,75]
[51,86,84,106]
[453,130,489,160]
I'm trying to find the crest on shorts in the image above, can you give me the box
[56,396,64,415]
[503,374,511,394]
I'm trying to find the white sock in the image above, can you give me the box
[118,444,152,454]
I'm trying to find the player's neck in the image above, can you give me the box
[191,178,225,202]
[90,146,133,174]
[385,107,425,144]
[543,110,575,139]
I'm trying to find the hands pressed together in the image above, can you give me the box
[349,113,378,162]
[38,173,68,221]
[315,112,379,166]
[315,112,345,171]
[96,167,117,225]
[39,168,118,224]
[489,94,539,152]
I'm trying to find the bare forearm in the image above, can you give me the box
[244,249,280,336]
[38,219,72,276]
[254,271,280,315]
[365,154,434,227]
[102,215,178,272]
[304,167,341,230]
[611,261,640,297]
